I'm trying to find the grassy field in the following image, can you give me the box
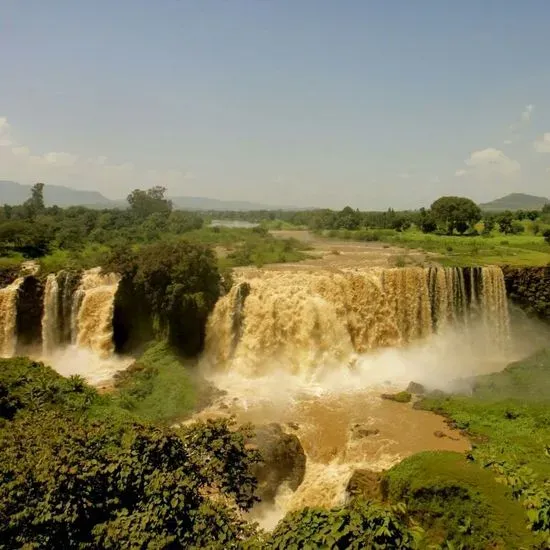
[322,227,550,267]
[388,231,550,267]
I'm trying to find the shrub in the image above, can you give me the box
[266,499,420,549]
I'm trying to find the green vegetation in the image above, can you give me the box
[417,348,550,547]
[0,357,260,549]
[264,499,421,549]
[0,183,306,273]
[112,342,208,424]
[383,451,535,548]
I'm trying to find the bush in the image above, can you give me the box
[266,499,420,549]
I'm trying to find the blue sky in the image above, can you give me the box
[1,0,550,208]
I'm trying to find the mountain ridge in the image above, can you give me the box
[479,193,550,211]
[0,181,299,211]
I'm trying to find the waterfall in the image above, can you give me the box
[0,278,24,358]
[72,268,120,358]
[205,266,511,375]
[41,274,60,355]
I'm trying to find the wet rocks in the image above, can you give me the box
[381,391,412,403]
[406,381,426,395]
[248,423,306,502]
[346,469,382,500]
[350,423,380,439]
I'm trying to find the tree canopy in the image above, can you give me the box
[430,196,482,235]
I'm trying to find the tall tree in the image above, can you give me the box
[430,196,481,235]
[23,182,45,219]
[127,186,173,220]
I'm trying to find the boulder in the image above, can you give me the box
[381,391,412,403]
[406,381,426,395]
[346,469,382,500]
[350,423,380,439]
[248,423,306,502]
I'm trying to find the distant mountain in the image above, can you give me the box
[169,195,294,211]
[0,180,117,208]
[0,181,301,211]
[480,193,550,212]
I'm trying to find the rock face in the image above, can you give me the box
[350,423,380,439]
[249,423,306,502]
[406,381,426,395]
[502,266,550,321]
[346,469,382,500]
[16,276,44,352]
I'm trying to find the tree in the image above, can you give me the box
[430,196,481,235]
[23,182,45,219]
[497,211,514,235]
[482,217,496,236]
[127,186,172,220]
[543,229,550,245]
[418,208,437,234]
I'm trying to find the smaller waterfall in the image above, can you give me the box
[0,278,24,358]
[41,274,60,355]
[73,268,120,357]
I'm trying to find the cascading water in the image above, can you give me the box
[0,278,24,358]
[73,268,120,358]
[200,265,513,525]
[41,274,60,355]
[205,266,510,375]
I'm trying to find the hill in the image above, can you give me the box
[480,193,550,211]
[0,180,118,208]
[0,181,298,211]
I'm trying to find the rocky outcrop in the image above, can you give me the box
[406,381,426,395]
[346,469,383,500]
[502,266,550,321]
[16,276,43,352]
[381,391,412,403]
[248,423,306,502]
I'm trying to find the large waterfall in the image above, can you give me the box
[0,278,24,358]
[205,266,510,376]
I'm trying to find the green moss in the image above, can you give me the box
[383,451,535,548]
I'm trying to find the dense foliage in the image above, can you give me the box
[265,500,421,549]
[0,358,259,549]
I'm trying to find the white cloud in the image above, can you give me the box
[534,133,550,153]
[0,117,13,146]
[456,147,520,178]
[397,172,411,179]
[430,175,440,183]
[521,104,534,123]
[0,115,191,196]
[503,139,513,145]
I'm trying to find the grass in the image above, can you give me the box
[389,231,550,267]
[111,342,207,424]
[383,451,535,548]
[324,228,550,267]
